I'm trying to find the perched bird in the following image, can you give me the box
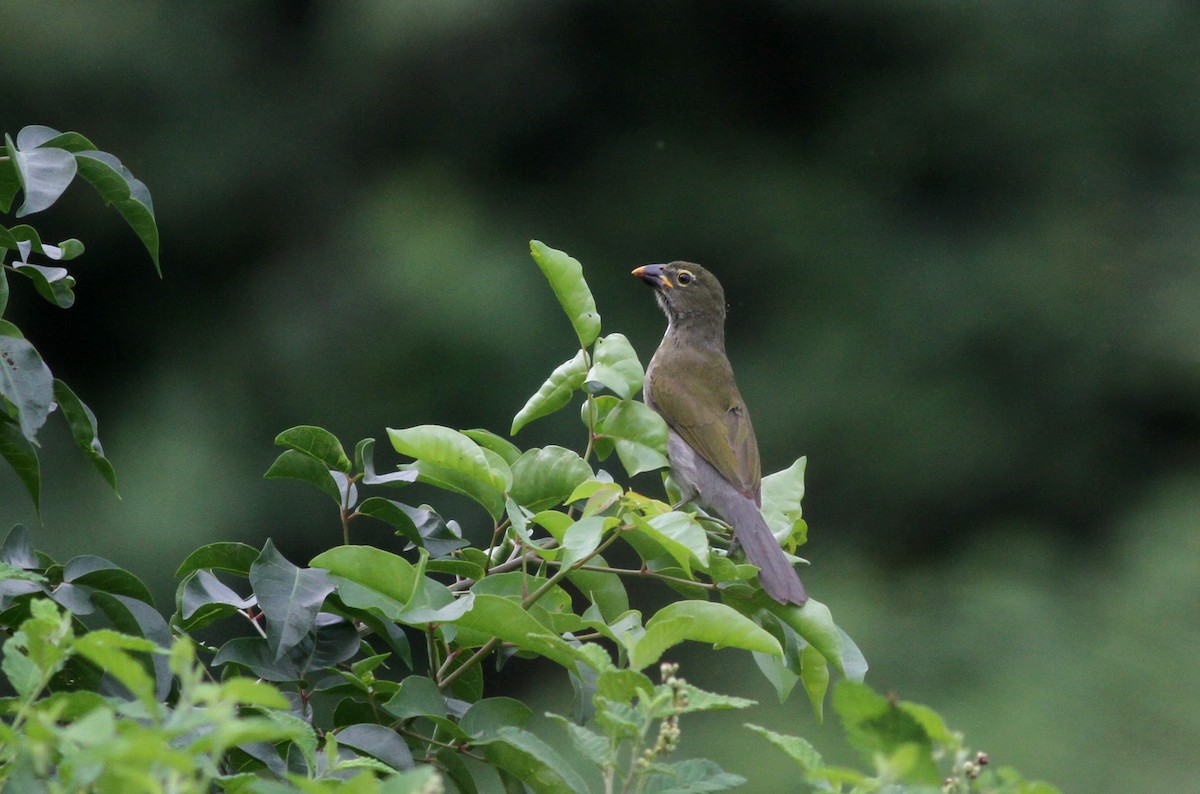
[633,262,807,605]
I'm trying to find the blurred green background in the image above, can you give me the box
[3,1,1199,790]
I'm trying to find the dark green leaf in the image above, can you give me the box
[0,525,38,569]
[264,448,342,504]
[0,417,40,511]
[0,266,8,315]
[509,446,594,512]
[460,697,533,740]
[511,350,588,435]
[73,150,159,274]
[52,380,117,492]
[250,540,336,660]
[1,224,84,261]
[177,570,253,629]
[274,425,352,473]
[336,723,415,771]
[585,333,644,399]
[6,133,77,217]
[356,497,425,547]
[382,674,447,720]
[0,148,20,213]
[529,240,600,349]
[359,437,420,486]
[12,264,75,308]
[642,759,747,793]
[0,321,54,442]
[175,541,260,577]
[479,725,591,794]
[63,556,152,604]
[86,591,173,700]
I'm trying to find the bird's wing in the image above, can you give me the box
[648,346,762,502]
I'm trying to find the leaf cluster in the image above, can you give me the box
[1,125,161,513]
[0,146,1060,793]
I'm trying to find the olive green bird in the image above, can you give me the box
[633,262,807,605]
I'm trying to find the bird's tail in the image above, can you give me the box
[725,497,807,605]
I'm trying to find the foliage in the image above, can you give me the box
[0,124,160,513]
[0,133,1057,791]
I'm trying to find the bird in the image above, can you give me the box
[633,261,807,605]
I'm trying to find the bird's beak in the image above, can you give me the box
[632,264,674,289]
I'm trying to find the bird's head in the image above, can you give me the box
[631,261,727,331]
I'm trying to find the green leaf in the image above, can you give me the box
[597,399,669,476]
[0,417,40,511]
[745,723,825,773]
[641,759,746,793]
[629,601,782,670]
[52,380,117,493]
[356,497,426,547]
[566,555,629,622]
[311,545,419,604]
[71,629,160,713]
[800,643,830,721]
[274,425,352,473]
[546,713,609,767]
[1,224,84,261]
[358,437,420,486]
[451,594,590,670]
[10,264,75,308]
[768,598,868,680]
[264,449,342,504]
[461,428,523,464]
[175,541,260,577]
[0,266,8,315]
[0,321,54,442]
[74,150,159,274]
[402,458,506,521]
[0,525,39,569]
[250,540,336,660]
[0,149,20,213]
[63,555,153,604]
[761,457,806,542]
[585,333,644,399]
[529,240,600,349]
[478,725,590,794]
[559,516,609,568]
[176,569,254,630]
[336,723,415,771]
[629,511,709,575]
[509,446,594,511]
[389,424,508,493]
[511,349,588,435]
[6,132,77,217]
[382,674,448,720]
[460,697,534,739]
[832,680,940,785]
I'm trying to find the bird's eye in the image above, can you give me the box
[677,270,694,285]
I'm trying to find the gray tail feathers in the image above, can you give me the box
[725,496,807,605]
